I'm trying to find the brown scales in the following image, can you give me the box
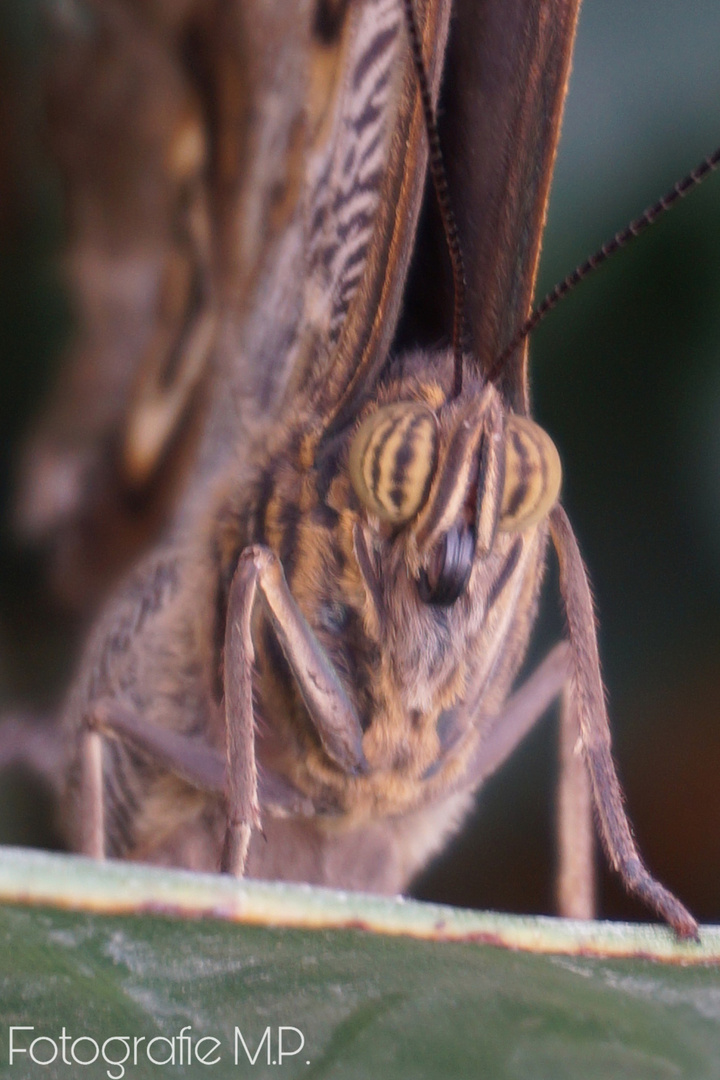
[3,0,696,934]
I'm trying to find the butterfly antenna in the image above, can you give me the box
[491,145,720,379]
[402,0,467,398]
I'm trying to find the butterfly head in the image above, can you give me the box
[348,350,562,606]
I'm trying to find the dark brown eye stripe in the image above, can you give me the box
[504,427,533,520]
[388,410,434,510]
[370,411,403,498]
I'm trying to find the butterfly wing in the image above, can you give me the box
[15,0,345,603]
[237,0,455,438]
[439,0,581,408]
[12,2,214,607]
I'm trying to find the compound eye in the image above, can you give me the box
[349,403,438,525]
[499,415,562,533]
[417,525,474,606]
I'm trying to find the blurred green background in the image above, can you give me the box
[1,0,720,925]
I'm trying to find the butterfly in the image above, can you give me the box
[9,0,218,613]
[3,0,702,937]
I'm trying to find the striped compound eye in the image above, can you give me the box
[499,415,562,533]
[349,403,438,525]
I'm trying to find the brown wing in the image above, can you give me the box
[14,0,355,607]
[260,0,455,437]
[15,0,217,608]
[439,0,581,410]
[11,0,462,611]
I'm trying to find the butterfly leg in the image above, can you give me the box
[79,720,104,860]
[557,678,595,920]
[462,641,571,786]
[550,505,698,939]
[78,701,227,861]
[454,640,595,918]
[75,543,363,875]
[221,545,366,875]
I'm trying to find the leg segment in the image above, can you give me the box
[75,544,362,876]
[221,545,365,875]
[454,640,597,920]
[557,680,595,919]
[221,550,260,876]
[79,722,105,860]
[76,694,315,863]
[550,504,698,939]
[466,641,572,785]
[78,701,226,862]
[92,701,226,792]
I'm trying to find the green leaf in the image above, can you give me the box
[1,846,719,1079]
